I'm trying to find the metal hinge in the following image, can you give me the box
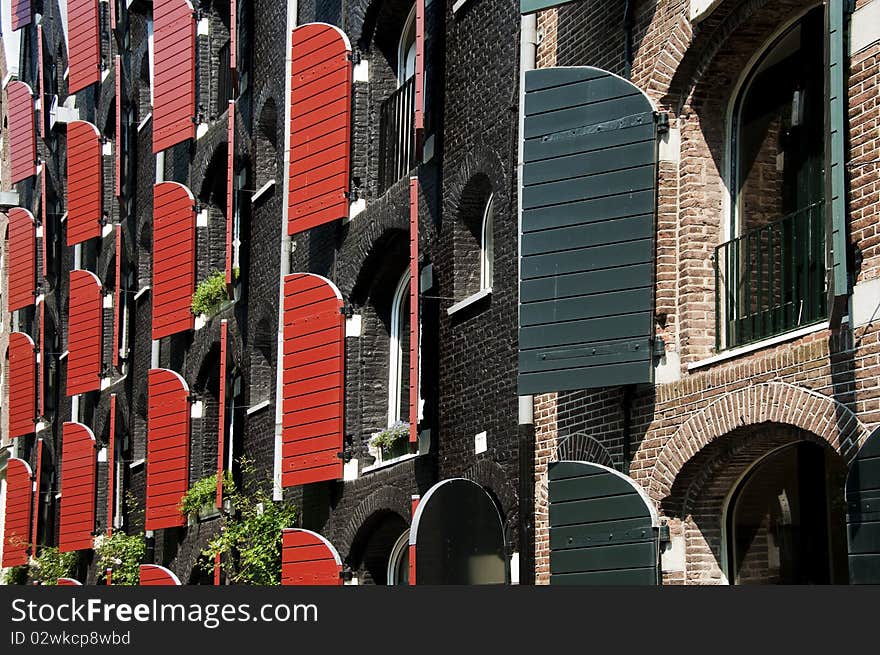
[655,111,669,135]
[348,50,361,65]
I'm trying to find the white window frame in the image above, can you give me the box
[387,529,410,585]
[398,5,417,85]
[480,193,494,291]
[387,269,410,427]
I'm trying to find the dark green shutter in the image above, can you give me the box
[825,0,848,324]
[520,0,577,14]
[846,428,880,584]
[519,67,657,394]
[549,461,658,585]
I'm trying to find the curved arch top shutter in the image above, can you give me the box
[8,332,36,438]
[8,81,36,184]
[146,368,190,530]
[11,0,32,31]
[67,120,103,246]
[140,564,182,585]
[7,208,37,312]
[281,529,343,585]
[282,273,345,487]
[57,578,83,585]
[287,23,352,236]
[519,66,658,394]
[152,182,196,339]
[67,0,101,93]
[67,270,103,396]
[846,427,880,584]
[59,422,97,552]
[153,0,196,153]
[2,458,33,567]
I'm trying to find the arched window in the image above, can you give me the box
[719,6,826,349]
[725,441,847,585]
[387,269,411,427]
[398,5,417,85]
[387,529,410,585]
[480,194,494,291]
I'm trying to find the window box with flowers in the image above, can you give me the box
[368,421,411,466]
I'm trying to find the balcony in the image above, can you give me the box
[378,77,416,194]
[716,201,826,350]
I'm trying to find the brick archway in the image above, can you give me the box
[648,382,867,503]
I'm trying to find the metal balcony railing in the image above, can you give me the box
[715,200,826,350]
[378,77,416,194]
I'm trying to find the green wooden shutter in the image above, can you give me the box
[520,0,577,14]
[825,0,848,324]
[846,428,880,584]
[519,67,657,395]
[549,461,658,585]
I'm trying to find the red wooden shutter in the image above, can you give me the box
[8,332,36,438]
[281,273,345,487]
[67,0,101,93]
[40,165,48,277]
[216,321,228,507]
[146,368,190,530]
[281,529,343,585]
[409,177,419,443]
[37,27,45,138]
[230,0,237,71]
[139,564,182,585]
[415,0,425,131]
[10,0,31,31]
[287,23,352,236]
[152,182,196,339]
[57,578,82,585]
[31,438,43,548]
[114,55,122,197]
[153,0,196,153]
[39,302,45,416]
[59,422,97,552]
[226,100,235,286]
[107,394,117,536]
[8,81,36,183]
[67,270,103,395]
[7,207,36,312]
[67,120,103,246]
[113,225,122,368]
[2,458,33,567]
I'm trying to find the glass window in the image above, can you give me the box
[388,270,411,426]
[387,530,410,585]
[480,194,494,291]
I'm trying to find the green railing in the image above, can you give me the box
[715,201,826,350]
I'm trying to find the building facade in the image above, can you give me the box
[0,0,878,586]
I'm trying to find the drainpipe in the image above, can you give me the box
[517,13,537,586]
[273,0,299,501]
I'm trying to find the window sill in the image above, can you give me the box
[447,288,491,316]
[452,0,474,14]
[361,452,419,474]
[251,179,275,204]
[687,321,830,372]
[246,399,272,416]
[137,112,152,133]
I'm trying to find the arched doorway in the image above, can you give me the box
[725,441,848,584]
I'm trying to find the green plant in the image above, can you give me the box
[29,547,77,584]
[369,421,410,451]
[201,459,297,585]
[3,565,28,585]
[94,532,146,586]
[191,270,229,316]
[180,472,235,518]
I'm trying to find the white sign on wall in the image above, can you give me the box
[690,0,724,23]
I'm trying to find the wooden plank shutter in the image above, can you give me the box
[226,100,235,286]
[8,332,36,438]
[115,55,122,198]
[139,564,182,585]
[7,208,36,312]
[152,181,196,339]
[146,368,190,530]
[67,120,103,246]
[287,23,352,236]
[2,458,33,567]
[409,177,419,443]
[281,529,343,585]
[67,270,103,395]
[230,0,237,71]
[410,479,506,584]
[59,422,97,552]
[153,0,196,153]
[826,0,849,324]
[846,428,880,584]
[57,578,83,585]
[520,0,576,13]
[67,0,101,93]
[31,438,43,548]
[107,394,117,535]
[8,81,36,184]
[113,226,122,367]
[549,461,658,584]
[281,273,344,487]
[519,66,657,394]
[10,0,31,31]
[37,26,45,139]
